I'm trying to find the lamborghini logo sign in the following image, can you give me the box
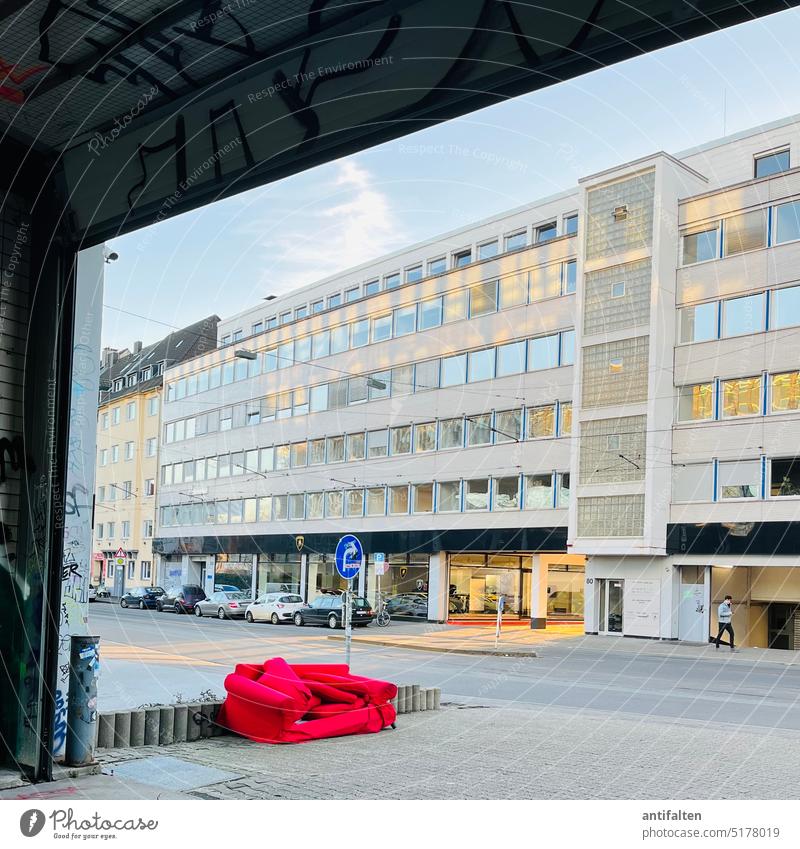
[295,535,304,552]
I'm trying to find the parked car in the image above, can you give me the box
[214,583,240,593]
[157,584,206,614]
[120,586,165,609]
[293,594,374,629]
[385,592,428,618]
[95,586,111,599]
[194,590,251,619]
[246,592,305,624]
[88,585,97,602]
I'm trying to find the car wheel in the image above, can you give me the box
[245,611,254,623]
[138,600,145,610]
[328,613,338,629]
[294,612,304,626]
[176,604,185,614]
[120,598,128,608]
[194,605,203,617]
[156,602,163,612]
[270,613,279,625]
[217,608,226,620]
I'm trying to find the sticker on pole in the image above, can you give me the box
[335,534,364,580]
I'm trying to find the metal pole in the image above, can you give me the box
[65,635,100,766]
[344,579,353,666]
[494,595,505,650]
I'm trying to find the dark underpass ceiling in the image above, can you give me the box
[0,0,795,244]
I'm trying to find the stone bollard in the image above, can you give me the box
[200,702,215,738]
[210,702,224,736]
[159,706,175,745]
[419,688,427,712]
[97,712,115,749]
[411,684,421,712]
[432,688,441,710]
[173,705,188,743]
[129,710,145,747]
[113,712,131,748]
[186,703,202,742]
[144,708,161,746]
[426,688,435,711]
[390,694,398,713]
[399,685,410,714]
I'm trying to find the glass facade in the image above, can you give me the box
[448,553,530,619]
[215,554,254,594]
[257,553,301,595]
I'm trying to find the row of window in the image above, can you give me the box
[681,191,800,266]
[163,329,575,444]
[160,403,573,486]
[110,362,165,393]
[101,560,152,581]
[173,267,577,404]
[97,479,156,502]
[678,369,800,422]
[99,437,158,465]
[672,456,800,502]
[96,520,154,539]
[220,215,580,343]
[678,283,800,343]
[159,472,572,527]
[100,396,160,429]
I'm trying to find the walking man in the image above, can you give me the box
[715,594,735,651]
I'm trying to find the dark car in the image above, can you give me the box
[293,594,374,629]
[157,584,206,614]
[119,586,165,609]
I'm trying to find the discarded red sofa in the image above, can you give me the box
[216,658,398,743]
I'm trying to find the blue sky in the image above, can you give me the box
[103,7,800,348]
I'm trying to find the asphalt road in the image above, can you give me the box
[90,603,800,732]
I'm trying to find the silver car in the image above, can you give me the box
[194,590,252,619]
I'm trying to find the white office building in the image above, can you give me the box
[155,114,800,648]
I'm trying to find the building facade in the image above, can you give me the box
[155,115,800,647]
[93,317,219,595]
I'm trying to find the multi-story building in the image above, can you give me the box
[93,316,219,594]
[155,114,800,648]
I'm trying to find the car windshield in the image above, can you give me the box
[149,587,165,594]
[353,598,371,609]
[281,595,303,603]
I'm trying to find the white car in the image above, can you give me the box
[246,592,305,624]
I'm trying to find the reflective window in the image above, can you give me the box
[371,313,392,343]
[468,348,495,382]
[347,432,366,461]
[405,265,423,283]
[497,340,526,376]
[428,257,446,275]
[312,330,330,359]
[535,221,557,243]
[504,231,526,252]
[718,460,760,499]
[723,292,764,337]
[771,284,800,329]
[439,417,464,449]
[467,414,492,446]
[412,483,433,513]
[562,260,577,294]
[754,148,789,178]
[391,425,411,455]
[437,481,461,512]
[499,274,527,309]
[327,435,345,463]
[478,240,499,260]
[465,479,489,510]
[308,438,326,465]
[771,371,800,413]
[564,214,578,235]
[346,490,364,517]
[774,199,800,244]
[385,272,401,290]
[527,405,555,438]
[528,334,559,370]
[394,305,416,336]
[443,290,467,323]
[770,457,800,497]
[331,324,349,353]
[722,376,761,418]
[366,487,386,516]
[307,492,324,519]
[414,422,436,452]
[367,429,388,458]
[418,297,443,330]
[388,485,409,514]
[415,359,439,391]
[469,281,497,317]
[325,491,344,518]
[453,249,471,268]
[494,409,521,443]
[525,474,553,508]
[559,403,573,436]
[351,319,369,347]
[441,353,467,387]
[530,264,560,301]
[364,279,380,296]
[679,302,718,343]
[723,210,767,257]
[682,226,718,264]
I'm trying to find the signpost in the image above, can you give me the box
[374,552,386,620]
[334,535,364,666]
[494,595,506,650]
[114,547,125,568]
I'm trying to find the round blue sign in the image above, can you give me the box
[335,534,364,580]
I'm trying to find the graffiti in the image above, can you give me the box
[52,690,67,754]
[0,435,33,484]
[64,484,91,517]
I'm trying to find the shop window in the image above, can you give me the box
[718,460,760,499]
[678,383,713,422]
[465,478,489,511]
[771,371,800,413]
[770,458,800,497]
[493,476,520,510]
[722,376,761,418]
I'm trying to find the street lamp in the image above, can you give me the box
[234,349,258,360]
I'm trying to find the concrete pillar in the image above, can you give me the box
[397,685,409,714]
[427,552,448,623]
[186,703,202,741]
[419,688,427,712]
[173,705,188,742]
[366,554,378,609]
[425,688,435,711]
[411,684,421,712]
[299,553,308,600]
[113,712,131,748]
[129,710,145,747]
[432,688,441,710]
[250,554,258,598]
[159,707,175,745]
[530,554,548,629]
[97,713,115,749]
[144,708,160,746]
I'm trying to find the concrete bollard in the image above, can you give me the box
[419,688,427,712]
[200,702,214,738]
[113,712,131,748]
[390,695,398,713]
[144,708,160,746]
[186,703,202,742]
[398,685,409,714]
[173,705,188,743]
[210,702,224,736]
[411,684,421,712]
[159,706,175,745]
[97,712,115,749]
[129,710,145,747]
[432,688,441,710]
[426,688,435,711]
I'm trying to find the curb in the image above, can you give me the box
[327,635,538,657]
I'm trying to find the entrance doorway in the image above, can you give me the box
[678,566,708,643]
[597,578,624,634]
[767,603,799,650]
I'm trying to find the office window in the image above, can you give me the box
[412,483,433,513]
[346,489,364,517]
[311,299,325,313]
[309,438,326,465]
[439,417,463,450]
[679,302,718,343]
[344,288,359,303]
[453,249,471,268]
[528,334,559,370]
[771,370,800,413]
[394,304,416,336]
[477,240,498,260]
[560,330,575,365]
[428,257,447,275]
[288,494,305,520]
[271,444,288,471]
[405,265,423,283]
[294,336,311,363]
[723,292,764,337]
[369,370,390,400]
[443,290,468,324]
[504,231,527,252]
[366,487,386,516]
[327,435,345,463]
[325,491,344,518]
[722,376,761,418]
[294,307,308,320]
[468,348,495,382]
[564,214,578,235]
[718,460,760,499]
[467,414,492,446]
[678,383,713,421]
[527,405,555,438]
[530,263,561,301]
[415,359,440,391]
[524,474,553,509]
[233,329,244,342]
[469,281,497,317]
[331,324,349,353]
[771,458,800,497]
[391,425,411,455]
[257,496,272,522]
[496,340,526,376]
[465,479,489,510]
[266,316,277,329]
[290,442,307,467]
[327,294,342,309]
[251,321,263,336]
[437,481,460,513]
[351,318,369,348]
[535,221,557,243]
[392,364,414,396]
[494,476,520,510]
[441,353,467,387]
[367,429,388,458]
[371,313,392,343]
[418,297,442,330]
[559,402,572,435]
[364,279,380,296]
[388,485,409,514]
[272,495,288,521]
[771,284,800,330]
[682,226,718,264]
[279,311,291,325]
[754,148,789,178]
[774,199,800,244]
[672,463,713,503]
[243,498,257,523]
[562,260,577,295]
[349,376,368,404]
[311,329,331,360]
[307,492,324,520]
[385,272,401,290]
[499,274,528,309]
[257,448,272,474]
[347,432,366,461]
[494,409,521,442]
[414,422,436,452]
[723,209,767,257]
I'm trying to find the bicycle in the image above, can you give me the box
[375,593,391,627]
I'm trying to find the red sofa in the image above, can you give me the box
[216,658,398,743]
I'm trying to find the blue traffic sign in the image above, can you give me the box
[335,534,364,580]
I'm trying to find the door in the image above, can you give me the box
[678,566,708,643]
[597,579,624,634]
[113,563,124,597]
[768,603,798,650]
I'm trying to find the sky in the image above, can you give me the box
[103,6,800,348]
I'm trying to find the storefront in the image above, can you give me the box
[257,553,301,596]
[306,553,349,600]
[214,553,254,594]
[366,553,430,619]
[448,553,531,619]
